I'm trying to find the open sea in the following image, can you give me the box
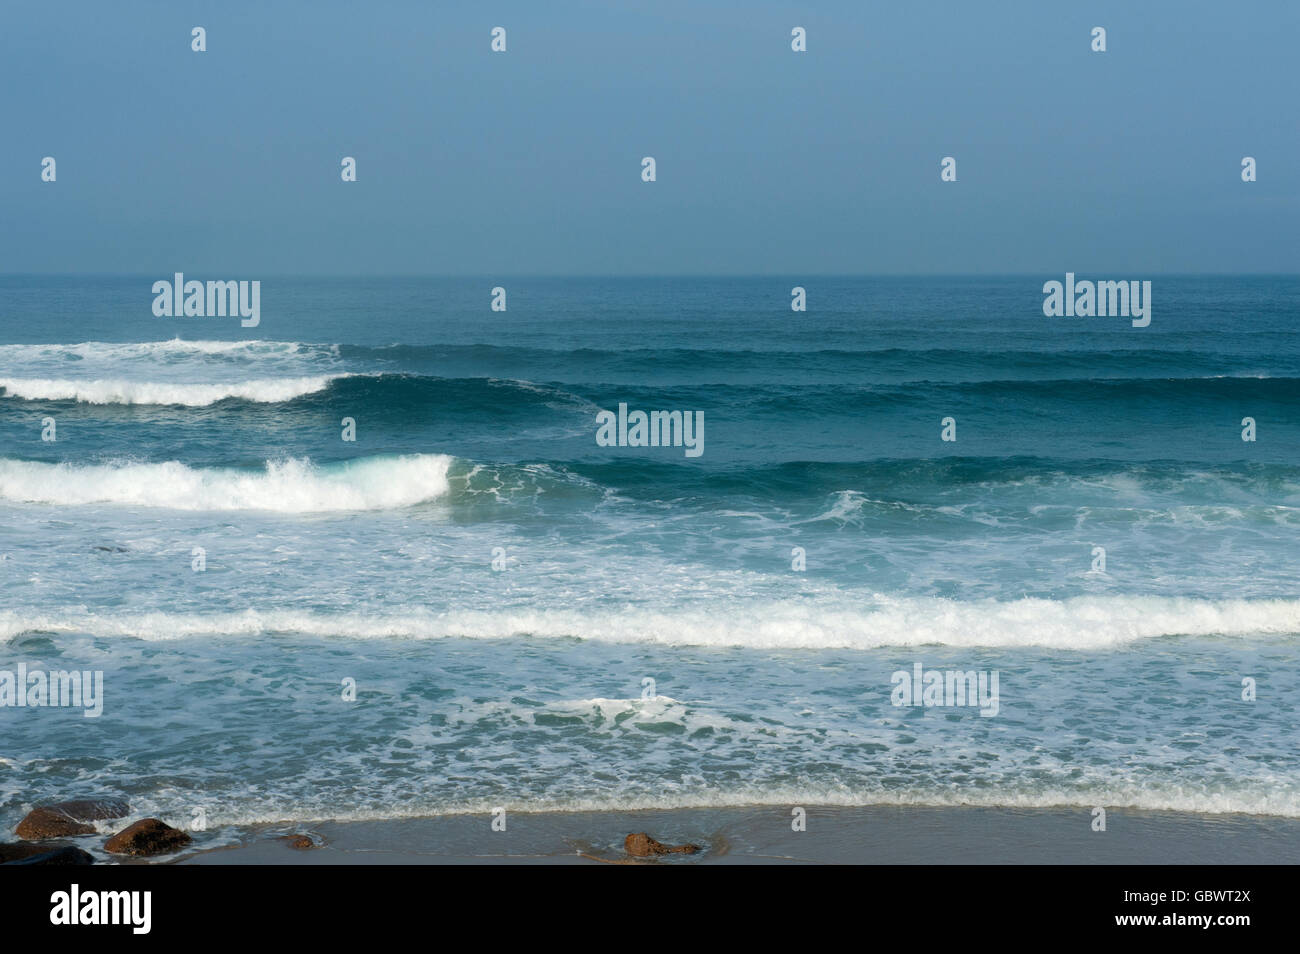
[1,275,1298,836]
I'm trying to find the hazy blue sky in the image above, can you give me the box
[3,0,1297,275]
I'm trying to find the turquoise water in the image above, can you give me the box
[1,276,1298,830]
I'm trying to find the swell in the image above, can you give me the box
[1,337,1295,409]
[339,342,1300,382]
[7,337,1287,380]
[3,454,1293,512]
[8,371,1289,415]
[552,456,1300,503]
[314,371,1300,420]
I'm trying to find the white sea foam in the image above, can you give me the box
[0,339,339,361]
[2,595,1295,648]
[0,339,344,404]
[0,454,453,511]
[81,782,1300,826]
[0,375,341,405]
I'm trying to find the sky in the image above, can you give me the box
[2,0,1297,275]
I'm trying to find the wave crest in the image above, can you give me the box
[0,454,453,511]
[0,375,341,406]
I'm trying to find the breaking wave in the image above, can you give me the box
[2,595,1295,648]
[0,454,453,511]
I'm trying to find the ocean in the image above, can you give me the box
[1,275,1298,843]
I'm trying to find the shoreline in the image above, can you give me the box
[165,805,1300,865]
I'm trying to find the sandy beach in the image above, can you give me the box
[175,805,1300,865]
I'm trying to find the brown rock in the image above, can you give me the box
[104,818,191,857]
[15,809,93,839]
[624,832,702,857]
[280,834,316,850]
[15,799,129,840]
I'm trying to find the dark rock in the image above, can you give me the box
[104,818,191,857]
[624,832,702,857]
[1,842,70,863]
[15,799,129,840]
[5,846,94,866]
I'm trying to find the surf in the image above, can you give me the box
[0,454,454,511]
[0,375,342,406]
[3,594,1295,649]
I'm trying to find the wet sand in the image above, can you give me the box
[176,805,1300,865]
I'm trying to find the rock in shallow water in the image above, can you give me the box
[15,799,131,839]
[624,833,702,857]
[104,819,192,857]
